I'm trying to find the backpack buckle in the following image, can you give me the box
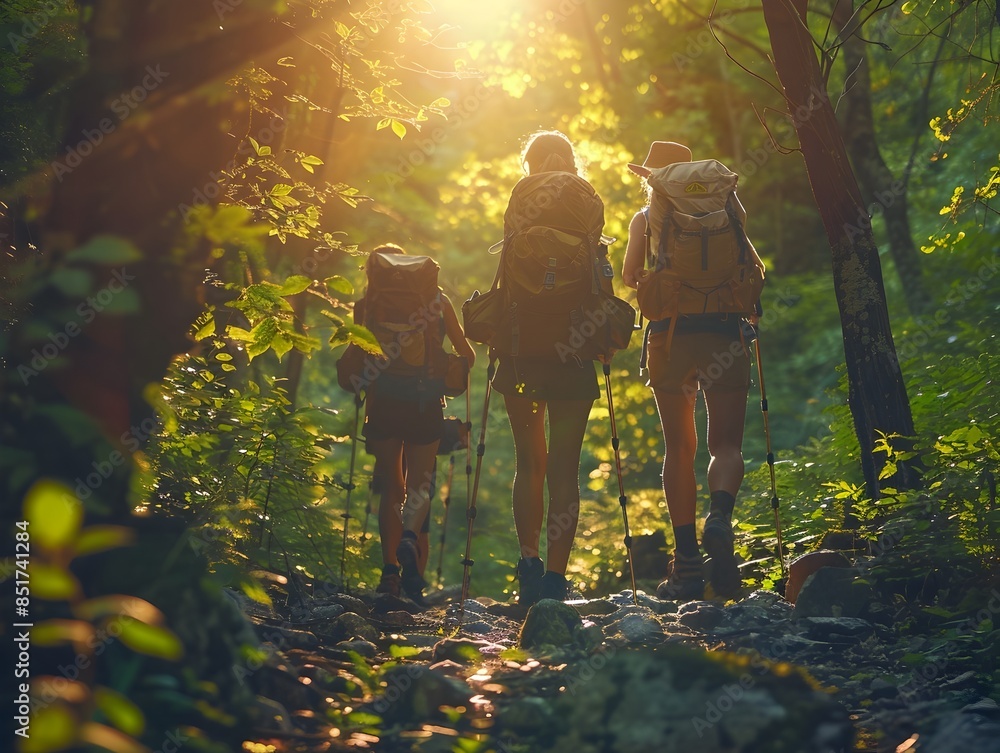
[543,270,556,289]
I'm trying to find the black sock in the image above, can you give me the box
[673,523,700,558]
[709,490,736,519]
[382,564,399,575]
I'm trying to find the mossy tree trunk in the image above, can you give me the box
[761,0,921,514]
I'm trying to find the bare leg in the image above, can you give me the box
[400,441,440,535]
[704,388,748,497]
[369,437,404,565]
[652,388,699,527]
[544,399,592,574]
[504,394,548,559]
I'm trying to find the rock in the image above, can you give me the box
[571,598,619,617]
[500,696,556,734]
[253,623,319,650]
[336,639,377,658]
[622,530,672,581]
[432,638,503,664]
[309,604,346,620]
[792,566,873,619]
[379,610,416,627]
[608,590,665,613]
[328,593,371,617]
[463,620,494,635]
[519,599,585,650]
[784,550,852,604]
[916,709,1000,752]
[799,616,875,642]
[606,613,664,644]
[373,592,422,614]
[251,695,293,733]
[373,664,471,723]
[677,602,726,631]
[962,698,1000,717]
[869,677,898,700]
[331,612,380,643]
[546,645,852,753]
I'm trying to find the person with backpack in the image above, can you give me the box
[489,130,610,606]
[622,141,764,601]
[355,244,476,604]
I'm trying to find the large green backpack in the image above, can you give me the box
[466,172,635,362]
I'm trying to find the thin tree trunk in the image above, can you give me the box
[833,0,931,315]
[761,0,921,515]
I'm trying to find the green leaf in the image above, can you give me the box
[301,155,324,166]
[429,97,451,108]
[270,183,294,196]
[279,275,312,296]
[116,616,183,660]
[390,119,407,139]
[98,287,140,314]
[271,334,292,360]
[247,318,279,361]
[30,562,81,600]
[65,236,142,265]
[32,619,95,646]
[226,326,254,342]
[388,644,421,658]
[238,577,273,607]
[79,721,147,753]
[94,687,145,737]
[24,479,82,551]
[325,275,354,297]
[20,704,77,753]
[194,314,216,341]
[74,525,134,557]
[50,267,93,296]
[340,323,382,354]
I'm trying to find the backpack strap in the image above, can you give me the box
[642,207,652,270]
[724,193,750,267]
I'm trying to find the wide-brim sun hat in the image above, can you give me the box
[627,141,693,177]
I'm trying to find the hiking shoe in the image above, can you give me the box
[539,571,569,602]
[396,537,427,606]
[376,568,401,597]
[702,514,741,597]
[656,551,705,602]
[516,557,544,606]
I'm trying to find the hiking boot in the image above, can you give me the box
[516,557,544,606]
[539,571,569,602]
[656,551,705,602]
[396,536,427,606]
[376,567,401,597]
[702,514,741,597]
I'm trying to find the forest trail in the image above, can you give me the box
[230,570,1000,753]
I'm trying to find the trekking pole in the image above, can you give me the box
[435,454,455,587]
[340,394,364,591]
[753,333,786,578]
[460,355,495,622]
[603,362,638,605]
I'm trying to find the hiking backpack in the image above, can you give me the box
[465,172,635,362]
[350,251,452,401]
[636,159,765,331]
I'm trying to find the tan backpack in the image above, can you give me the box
[636,160,764,340]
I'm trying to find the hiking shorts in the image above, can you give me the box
[363,391,444,446]
[492,356,600,403]
[646,330,750,394]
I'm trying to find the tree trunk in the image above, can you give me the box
[761,0,921,513]
[833,0,931,316]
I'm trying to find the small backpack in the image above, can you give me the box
[636,160,765,338]
[353,251,450,402]
[466,172,635,362]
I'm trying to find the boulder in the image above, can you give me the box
[519,599,585,650]
[784,550,851,603]
[792,566,873,619]
[330,612,380,643]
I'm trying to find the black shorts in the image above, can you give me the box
[363,389,444,446]
[491,356,600,402]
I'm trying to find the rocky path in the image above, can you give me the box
[233,570,1000,753]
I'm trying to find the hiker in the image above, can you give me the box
[622,141,763,600]
[359,244,476,604]
[492,131,605,605]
